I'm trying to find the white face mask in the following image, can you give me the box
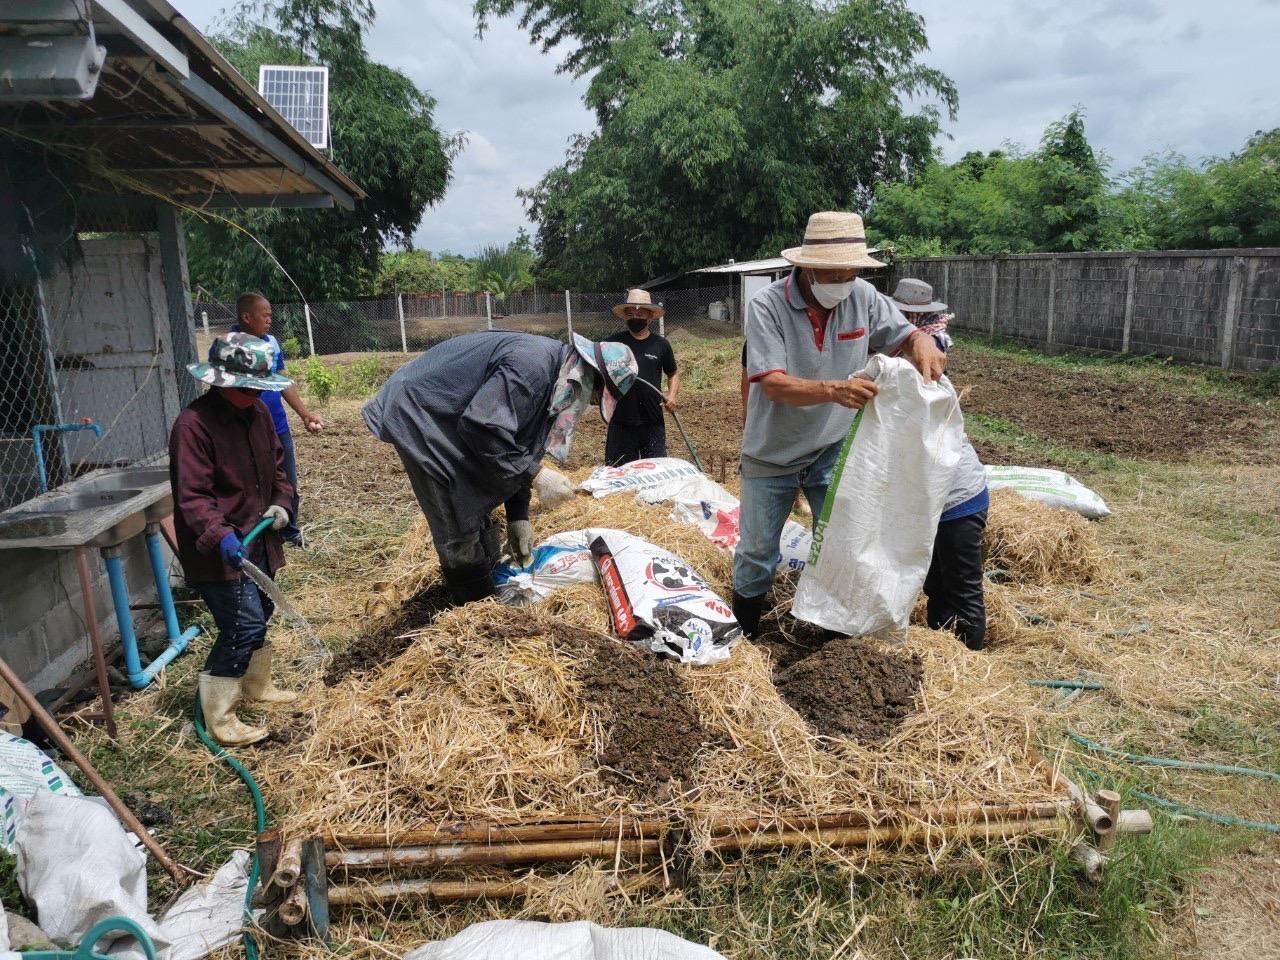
[808,276,856,309]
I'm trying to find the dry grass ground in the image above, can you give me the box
[25,334,1278,960]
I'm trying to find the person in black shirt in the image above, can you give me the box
[604,289,680,465]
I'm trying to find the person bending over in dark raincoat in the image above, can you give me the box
[363,332,637,604]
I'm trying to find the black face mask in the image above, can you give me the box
[627,317,648,334]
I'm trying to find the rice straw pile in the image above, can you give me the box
[262,477,1057,844]
[983,489,1106,585]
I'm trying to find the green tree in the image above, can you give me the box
[470,241,536,302]
[374,250,474,294]
[1035,109,1111,251]
[478,0,956,288]
[187,1,461,302]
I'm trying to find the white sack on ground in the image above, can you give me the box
[0,732,82,854]
[590,529,741,665]
[578,458,701,498]
[793,356,964,638]
[493,531,596,606]
[15,791,169,960]
[157,851,250,960]
[403,919,727,960]
[985,465,1111,519]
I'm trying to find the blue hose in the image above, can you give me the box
[193,693,265,960]
[1068,731,1280,783]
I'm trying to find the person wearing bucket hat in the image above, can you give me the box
[170,333,298,746]
[889,278,990,651]
[363,330,637,604]
[604,288,681,465]
[733,211,947,637]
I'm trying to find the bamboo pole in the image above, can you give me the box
[0,654,187,885]
[326,817,666,849]
[706,799,1070,839]
[279,880,309,926]
[1095,790,1123,851]
[707,814,1067,854]
[1116,810,1153,835]
[327,872,664,908]
[327,837,660,871]
[273,837,304,889]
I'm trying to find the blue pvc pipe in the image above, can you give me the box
[104,553,147,688]
[32,422,102,493]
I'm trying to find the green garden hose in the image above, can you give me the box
[1068,731,1280,783]
[194,694,266,960]
[1129,789,1280,834]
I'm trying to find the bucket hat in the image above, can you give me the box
[187,333,292,391]
[890,278,948,313]
[571,333,637,423]
[611,288,664,321]
[781,211,885,270]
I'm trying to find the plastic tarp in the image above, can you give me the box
[793,356,964,639]
[403,919,726,960]
[0,732,81,854]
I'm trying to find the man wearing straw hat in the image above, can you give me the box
[604,288,680,465]
[734,211,946,636]
[364,331,638,604]
[170,333,299,747]
[889,277,990,650]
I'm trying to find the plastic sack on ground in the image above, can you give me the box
[157,850,250,960]
[493,531,595,606]
[793,356,964,639]
[985,465,1111,519]
[403,918,726,960]
[15,791,169,960]
[578,458,701,499]
[0,732,81,853]
[589,529,741,665]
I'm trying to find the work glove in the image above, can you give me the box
[218,531,245,570]
[531,466,575,510]
[263,505,290,530]
[507,519,534,568]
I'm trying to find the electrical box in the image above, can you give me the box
[0,35,106,101]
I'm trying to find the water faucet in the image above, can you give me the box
[32,421,103,493]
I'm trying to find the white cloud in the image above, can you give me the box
[174,0,1280,250]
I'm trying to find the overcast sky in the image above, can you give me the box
[176,0,1280,255]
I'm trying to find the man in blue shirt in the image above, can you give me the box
[220,293,325,546]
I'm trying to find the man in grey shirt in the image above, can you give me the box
[735,211,946,635]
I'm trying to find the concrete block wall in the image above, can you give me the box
[890,248,1280,372]
[0,537,159,694]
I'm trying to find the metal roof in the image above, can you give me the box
[0,0,364,210]
[693,257,792,275]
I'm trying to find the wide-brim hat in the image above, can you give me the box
[781,211,885,270]
[611,287,664,320]
[890,277,947,313]
[572,333,638,423]
[187,332,292,391]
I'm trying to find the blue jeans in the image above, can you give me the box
[733,439,842,598]
[195,579,275,678]
[277,430,302,543]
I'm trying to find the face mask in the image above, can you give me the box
[809,277,856,309]
[626,317,648,334]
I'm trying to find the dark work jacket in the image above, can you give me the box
[169,389,294,583]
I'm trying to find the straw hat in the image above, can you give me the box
[781,211,885,270]
[611,288,664,320]
[890,278,948,313]
[187,333,292,391]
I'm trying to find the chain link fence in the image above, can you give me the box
[195,283,740,360]
[1,238,177,511]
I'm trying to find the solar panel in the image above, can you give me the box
[258,65,329,149]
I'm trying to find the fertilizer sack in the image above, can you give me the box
[985,465,1111,519]
[793,356,964,638]
[589,529,741,665]
[493,531,595,607]
[578,458,701,499]
[639,475,813,573]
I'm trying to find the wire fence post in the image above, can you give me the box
[441,287,447,319]
[485,292,493,331]
[303,302,316,356]
[659,304,665,337]
[396,293,408,353]
[200,310,209,339]
[564,289,574,339]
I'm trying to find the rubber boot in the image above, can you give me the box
[443,563,497,605]
[197,673,268,746]
[241,644,299,705]
[955,619,985,652]
[732,591,766,638]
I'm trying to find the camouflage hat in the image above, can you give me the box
[186,333,292,392]
[572,333,637,423]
